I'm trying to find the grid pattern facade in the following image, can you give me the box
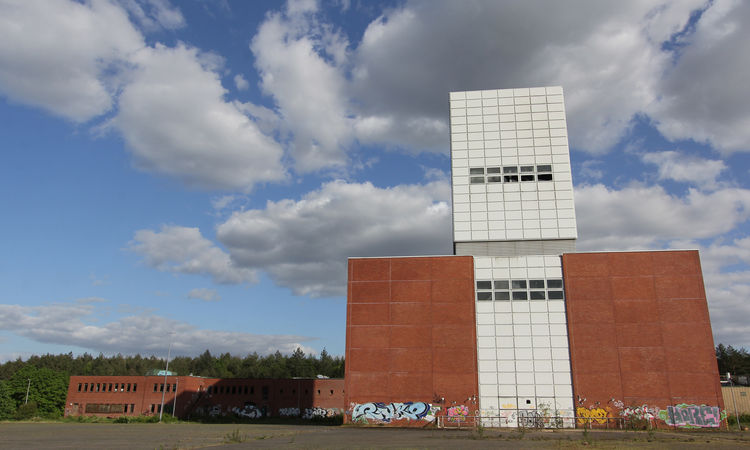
[450,87,577,244]
[474,256,574,426]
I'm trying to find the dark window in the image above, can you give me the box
[548,291,564,300]
[84,383,88,392]
[520,165,534,172]
[153,384,158,392]
[511,280,527,289]
[262,386,269,400]
[547,279,563,288]
[280,389,283,394]
[537,173,553,181]
[487,176,503,182]
[127,383,131,392]
[78,383,82,392]
[477,292,492,301]
[244,386,248,395]
[521,175,535,181]
[469,167,485,174]
[470,176,485,184]
[537,165,552,172]
[232,386,236,394]
[476,280,492,290]
[317,390,321,395]
[530,291,546,300]
[494,280,509,290]
[250,386,254,395]
[529,280,545,289]
[330,390,334,395]
[173,384,177,392]
[487,167,501,174]
[494,291,510,301]
[133,383,137,392]
[512,291,528,300]
[504,175,519,182]
[166,384,170,392]
[150,404,155,413]
[503,166,518,174]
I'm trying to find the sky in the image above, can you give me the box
[1,0,750,362]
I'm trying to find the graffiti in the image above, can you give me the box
[621,405,659,421]
[208,405,222,417]
[447,405,469,422]
[351,402,438,423]
[518,410,544,428]
[302,407,341,419]
[232,404,263,419]
[576,407,610,424]
[278,407,300,417]
[659,404,725,428]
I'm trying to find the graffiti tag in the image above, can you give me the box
[232,404,263,419]
[447,405,469,422]
[351,402,436,423]
[659,404,724,428]
[576,407,609,424]
[278,407,300,417]
[302,407,340,419]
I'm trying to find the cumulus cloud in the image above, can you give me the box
[129,225,258,284]
[642,151,727,190]
[648,0,750,153]
[233,73,249,91]
[0,301,314,357]
[0,0,143,121]
[575,183,750,251]
[187,288,221,302]
[132,180,451,297]
[119,0,185,31]
[112,43,286,190]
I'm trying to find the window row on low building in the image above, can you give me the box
[476,279,564,301]
[77,382,137,393]
[468,165,553,184]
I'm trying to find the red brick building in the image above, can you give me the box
[65,375,344,419]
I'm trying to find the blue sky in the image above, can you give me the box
[1,0,750,362]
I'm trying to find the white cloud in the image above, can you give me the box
[187,288,221,302]
[112,43,286,190]
[575,183,750,251]
[642,151,727,190]
[119,0,186,32]
[648,0,750,153]
[216,179,452,297]
[129,225,258,284]
[0,0,143,121]
[0,301,315,357]
[233,73,249,91]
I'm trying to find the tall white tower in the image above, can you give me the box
[450,86,577,426]
[449,86,576,257]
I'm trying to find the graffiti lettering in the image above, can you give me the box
[302,407,341,419]
[447,405,469,422]
[351,402,437,423]
[232,404,263,419]
[278,407,300,417]
[659,404,724,428]
[576,407,609,424]
[518,410,544,428]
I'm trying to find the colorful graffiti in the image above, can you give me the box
[302,407,341,419]
[447,405,469,422]
[278,407,300,417]
[621,405,659,421]
[659,404,725,428]
[351,402,438,423]
[576,407,610,424]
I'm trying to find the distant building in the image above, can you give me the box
[64,375,344,419]
[344,87,724,428]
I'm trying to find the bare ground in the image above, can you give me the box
[1,423,749,449]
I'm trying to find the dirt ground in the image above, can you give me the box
[1,423,749,449]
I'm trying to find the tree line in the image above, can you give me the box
[716,344,750,383]
[0,348,344,420]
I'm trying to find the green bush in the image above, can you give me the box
[14,401,38,420]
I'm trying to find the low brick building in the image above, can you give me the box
[65,375,344,419]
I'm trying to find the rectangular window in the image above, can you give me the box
[537,173,553,181]
[530,291,546,300]
[494,291,510,301]
[476,280,492,290]
[547,279,563,288]
[113,383,117,392]
[130,404,135,413]
[96,383,100,392]
[503,166,518,174]
[487,167,501,174]
[548,291,564,299]
[84,383,88,392]
[469,167,485,175]
[133,383,137,392]
[244,386,248,395]
[520,165,534,172]
[166,383,170,392]
[521,174,535,181]
[160,383,164,392]
[173,384,177,392]
[250,386,254,395]
[78,383,82,392]
[477,292,492,301]
[153,384,158,392]
[511,280,527,289]
[512,291,528,300]
[470,176,485,184]
[504,175,519,182]
[150,404,155,413]
[529,280,545,289]
[494,280,509,290]
[487,176,502,182]
[537,164,552,172]
[127,383,131,392]
[262,386,269,400]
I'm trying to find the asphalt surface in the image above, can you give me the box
[1,422,749,449]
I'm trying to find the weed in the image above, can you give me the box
[582,427,592,445]
[224,429,247,444]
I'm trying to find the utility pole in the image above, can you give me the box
[172,378,178,418]
[24,379,30,404]
[159,336,174,422]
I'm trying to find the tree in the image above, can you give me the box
[7,366,68,417]
[0,381,15,420]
